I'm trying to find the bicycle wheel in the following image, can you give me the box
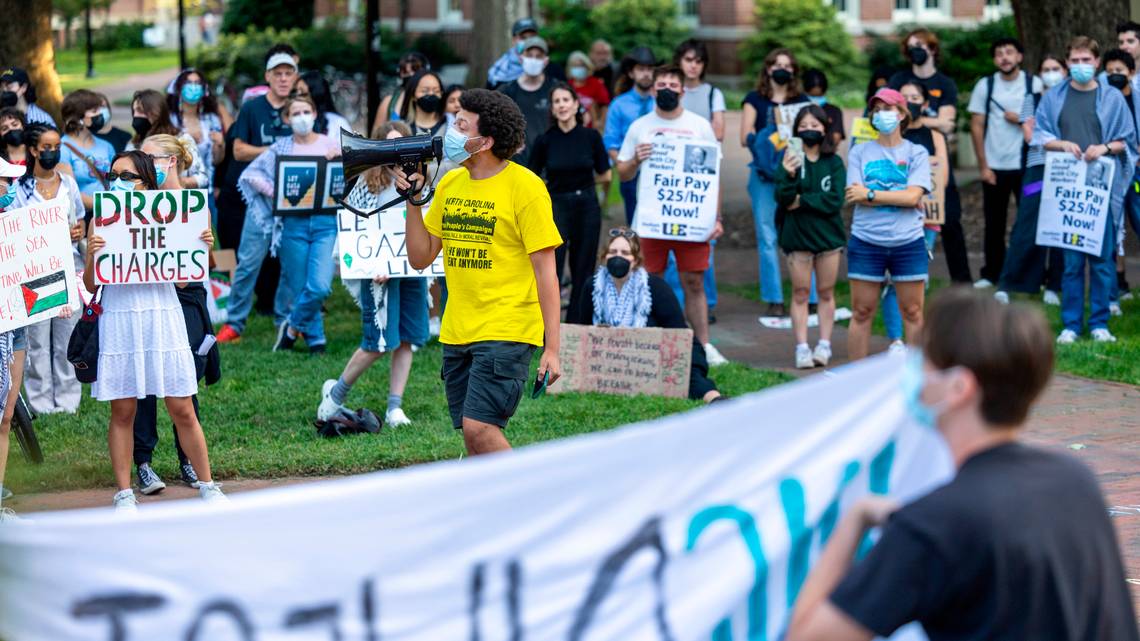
[12,394,42,465]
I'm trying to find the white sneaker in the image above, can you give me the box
[113,489,138,515]
[1122,290,1134,301]
[0,507,26,523]
[199,482,229,504]
[973,278,994,289]
[795,344,813,369]
[704,343,729,366]
[1091,328,1117,343]
[812,343,832,367]
[1109,302,1123,317]
[888,340,907,355]
[1056,329,1078,344]
[428,316,441,337]
[386,407,412,427]
[317,379,346,421]
[1042,290,1060,306]
[994,291,1010,304]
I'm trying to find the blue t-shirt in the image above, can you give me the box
[847,139,931,247]
[60,135,116,195]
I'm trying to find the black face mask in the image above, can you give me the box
[2,129,22,147]
[37,149,60,170]
[797,130,825,147]
[908,47,929,66]
[1107,73,1130,90]
[0,91,16,108]
[416,94,442,114]
[132,116,152,139]
[88,114,105,132]
[606,256,631,279]
[907,102,924,120]
[655,88,679,111]
[771,69,793,86]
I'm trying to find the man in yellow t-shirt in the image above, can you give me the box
[398,88,563,455]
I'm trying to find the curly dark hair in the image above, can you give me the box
[458,88,526,160]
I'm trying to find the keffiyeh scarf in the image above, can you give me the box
[592,266,651,328]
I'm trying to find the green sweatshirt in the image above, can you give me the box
[775,153,847,254]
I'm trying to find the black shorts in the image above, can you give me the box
[441,341,536,429]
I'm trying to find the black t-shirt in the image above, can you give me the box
[831,443,1139,641]
[528,124,609,194]
[223,95,292,188]
[889,70,959,117]
[821,103,846,140]
[499,76,558,166]
[95,127,132,154]
[742,91,810,132]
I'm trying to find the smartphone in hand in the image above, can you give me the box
[531,371,549,399]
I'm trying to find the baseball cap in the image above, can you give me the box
[520,36,548,55]
[869,87,906,108]
[265,53,298,72]
[0,156,25,179]
[0,68,29,87]
[624,46,658,68]
[512,18,539,37]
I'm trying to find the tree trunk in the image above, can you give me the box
[0,0,64,123]
[468,0,527,88]
[1011,0,1130,70]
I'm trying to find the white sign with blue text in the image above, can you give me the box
[635,135,720,242]
[1036,151,1115,257]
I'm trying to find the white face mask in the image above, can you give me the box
[290,113,315,136]
[1041,70,1065,88]
[521,57,546,77]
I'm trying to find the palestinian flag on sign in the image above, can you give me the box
[22,271,68,315]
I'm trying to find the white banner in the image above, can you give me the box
[0,196,82,332]
[337,207,445,279]
[634,135,720,242]
[92,189,210,284]
[1036,151,1115,257]
[0,355,950,641]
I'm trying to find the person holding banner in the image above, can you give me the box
[788,288,1140,641]
[319,122,430,427]
[0,156,30,518]
[83,150,226,512]
[10,123,84,415]
[844,88,931,361]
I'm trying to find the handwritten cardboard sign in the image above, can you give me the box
[92,189,210,285]
[274,156,344,216]
[0,197,81,332]
[549,325,692,398]
[337,207,444,279]
[923,157,946,226]
[634,135,720,242]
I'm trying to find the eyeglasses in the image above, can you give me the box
[608,228,637,239]
[106,171,142,182]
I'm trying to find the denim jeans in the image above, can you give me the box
[747,171,783,303]
[882,229,938,341]
[226,216,291,333]
[620,178,638,226]
[1062,223,1116,334]
[279,214,338,346]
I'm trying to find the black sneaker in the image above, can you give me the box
[309,343,327,355]
[180,463,200,489]
[273,322,296,352]
[808,303,818,315]
[708,312,717,325]
[137,463,166,495]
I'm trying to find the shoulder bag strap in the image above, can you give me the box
[63,141,109,190]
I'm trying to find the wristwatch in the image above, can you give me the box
[867,190,876,202]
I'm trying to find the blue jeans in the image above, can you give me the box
[359,278,430,352]
[747,172,783,303]
[1062,223,1116,334]
[882,229,938,341]
[620,178,638,226]
[226,216,290,333]
[279,215,338,346]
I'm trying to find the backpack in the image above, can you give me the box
[314,408,382,438]
[983,72,1037,170]
[748,106,785,182]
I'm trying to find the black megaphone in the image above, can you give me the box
[340,129,443,217]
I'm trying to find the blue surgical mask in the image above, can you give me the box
[0,190,13,209]
[98,106,111,126]
[444,126,482,164]
[872,109,900,134]
[155,166,167,186]
[110,178,135,192]
[808,95,827,107]
[181,82,204,104]
[569,66,588,81]
[1069,63,1095,84]
[900,352,937,428]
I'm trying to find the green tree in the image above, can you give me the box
[740,0,860,84]
[221,0,315,34]
[538,0,593,65]
[588,0,690,66]
[53,0,113,49]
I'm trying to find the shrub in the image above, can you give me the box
[221,0,314,34]
[409,32,464,67]
[92,21,151,52]
[194,25,367,89]
[538,0,594,65]
[588,0,690,65]
[740,0,862,86]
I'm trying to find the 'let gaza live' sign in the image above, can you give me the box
[92,189,210,285]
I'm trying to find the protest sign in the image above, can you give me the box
[337,206,444,279]
[274,155,344,216]
[923,157,946,225]
[1036,152,1115,257]
[550,325,692,398]
[634,135,720,242]
[0,355,951,641]
[775,102,809,142]
[851,117,879,146]
[92,189,210,285]
[0,197,81,332]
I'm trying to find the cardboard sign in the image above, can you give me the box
[923,157,946,225]
[549,325,692,398]
[337,207,444,279]
[92,189,210,285]
[634,135,720,242]
[273,156,344,216]
[206,248,236,324]
[1036,152,1115,256]
[775,103,809,142]
[0,197,82,332]
[851,117,879,146]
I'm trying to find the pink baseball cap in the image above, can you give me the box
[869,87,906,108]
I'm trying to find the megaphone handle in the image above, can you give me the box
[407,185,435,206]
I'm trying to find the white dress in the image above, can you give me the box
[91,283,199,401]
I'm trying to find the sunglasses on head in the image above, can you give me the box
[609,228,637,239]
[106,171,142,182]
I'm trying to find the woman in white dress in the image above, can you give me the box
[83,150,225,513]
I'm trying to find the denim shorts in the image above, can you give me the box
[11,326,26,351]
[358,278,430,353]
[847,235,929,283]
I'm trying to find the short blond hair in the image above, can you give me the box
[567,51,593,74]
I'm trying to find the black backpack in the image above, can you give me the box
[983,71,1037,170]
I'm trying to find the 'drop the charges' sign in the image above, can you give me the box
[1036,151,1115,256]
[337,207,444,279]
[549,324,692,398]
[0,197,82,332]
[92,189,210,285]
[634,135,720,242]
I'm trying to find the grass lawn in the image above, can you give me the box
[56,48,180,93]
[5,286,791,495]
[723,279,1140,386]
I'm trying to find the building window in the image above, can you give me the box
[925,0,939,8]
[896,0,911,8]
[679,0,698,19]
[832,0,847,11]
[438,0,463,22]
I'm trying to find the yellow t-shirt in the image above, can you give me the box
[424,162,562,346]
